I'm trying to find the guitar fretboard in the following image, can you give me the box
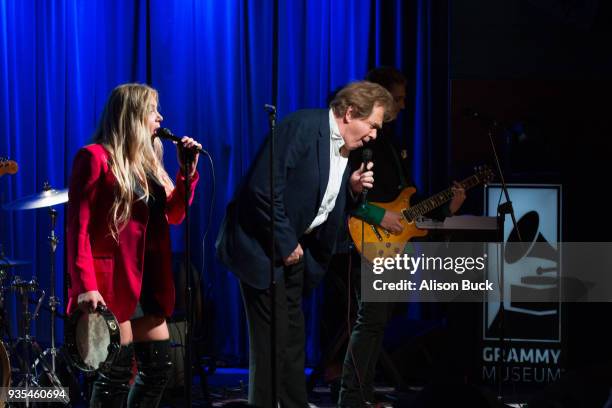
[402,174,483,221]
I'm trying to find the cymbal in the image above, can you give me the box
[2,187,68,210]
[0,257,31,268]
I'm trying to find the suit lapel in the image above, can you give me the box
[317,111,331,208]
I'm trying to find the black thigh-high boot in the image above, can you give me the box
[127,339,172,408]
[90,343,134,408]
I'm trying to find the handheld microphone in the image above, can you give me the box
[361,148,373,204]
[155,127,206,154]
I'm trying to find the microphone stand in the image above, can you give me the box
[183,148,194,408]
[264,103,279,406]
[485,120,522,402]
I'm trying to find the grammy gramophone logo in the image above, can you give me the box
[485,203,561,343]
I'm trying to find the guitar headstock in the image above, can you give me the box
[0,158,18,177]
[474,165,495,184]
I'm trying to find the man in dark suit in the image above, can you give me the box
[216,81,395,407]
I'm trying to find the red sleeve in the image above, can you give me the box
[166,170,199,224]
[67,148,102,294]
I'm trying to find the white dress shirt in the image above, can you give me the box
[305,109,348,233]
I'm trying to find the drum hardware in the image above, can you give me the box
[0,246,32,304]
[10,275,45,331]
[65,304,121,373]
[2,182,70,405]
[29,348,72,405]
[25,298,67,320]
[4,274,68,406]
[47,207,60,375]
[8,275,48,406]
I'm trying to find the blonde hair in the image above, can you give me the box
[330,81,397,122]
[93,83,173,240]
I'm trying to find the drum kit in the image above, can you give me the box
[1,182,72,406]
[1,177,120,406]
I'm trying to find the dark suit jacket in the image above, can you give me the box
[216,109,350,289]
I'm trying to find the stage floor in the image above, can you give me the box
[64,367,531,407]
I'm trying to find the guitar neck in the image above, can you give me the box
[402,174,482,221]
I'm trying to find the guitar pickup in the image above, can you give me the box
[370,224,384,241]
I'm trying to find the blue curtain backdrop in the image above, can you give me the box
[0,0,450,365]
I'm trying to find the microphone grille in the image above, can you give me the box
[155,127,173,139]
[362,148,373,163]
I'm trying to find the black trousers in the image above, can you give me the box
[240,260,308,408]
[338,251,394,407]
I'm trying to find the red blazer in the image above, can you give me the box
[66,144,199,323]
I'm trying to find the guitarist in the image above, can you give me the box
[337,67,466,407]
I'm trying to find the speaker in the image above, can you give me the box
[166,319,186,389]
[171,254,203,325]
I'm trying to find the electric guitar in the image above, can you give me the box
[348,165,494,261]
[0,159,18,177]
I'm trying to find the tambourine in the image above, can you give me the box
[65,304,121,372]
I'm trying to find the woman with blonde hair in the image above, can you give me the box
[67,83,201,407]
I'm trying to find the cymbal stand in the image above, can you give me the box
[47,208,59,373]
[28,206,68,403]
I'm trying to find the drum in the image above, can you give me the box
[1,341,9,407]
[65,304,121,372]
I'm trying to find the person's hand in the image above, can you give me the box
[349,162,374,195]
[380,210,404,234]
[283,243,304,266]
[176,136,202,176]
[449,181,466,215]
[77,290,106,313]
